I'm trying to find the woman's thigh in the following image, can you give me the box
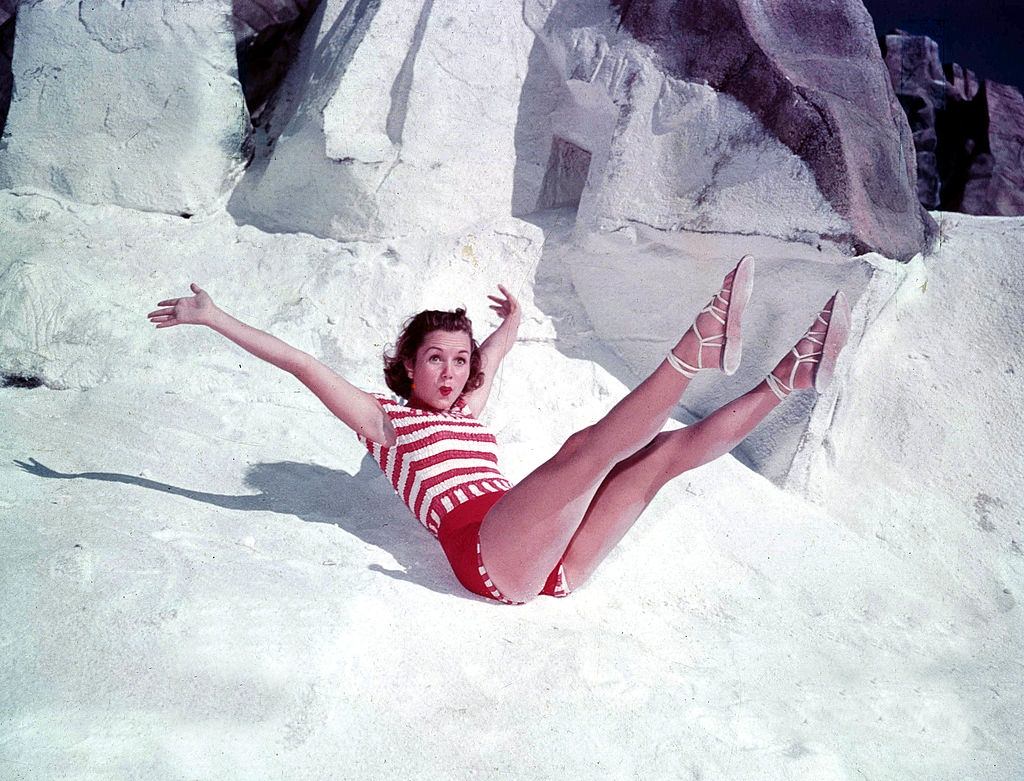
[478,425,639,600]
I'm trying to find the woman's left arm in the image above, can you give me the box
[460,284,521,416]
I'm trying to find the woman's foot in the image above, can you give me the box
[667,255,754,378]
[765,291,851,399]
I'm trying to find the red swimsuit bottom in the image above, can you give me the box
[437,490,570,605]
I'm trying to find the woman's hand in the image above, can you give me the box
[147,283,219,328]
[487,284,520,323]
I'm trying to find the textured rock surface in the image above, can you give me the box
[882,33,946,208]
[791,211,1024,636]
[231,0,541,241]
[599,0,932,260]
[523,0,851,255]
[882,31,1024,217]
[0,0,249,215]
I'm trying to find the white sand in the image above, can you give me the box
[2,194,1021,779]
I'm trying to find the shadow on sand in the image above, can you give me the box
[15,456,478,601]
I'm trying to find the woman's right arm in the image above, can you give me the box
[148,283,395,446]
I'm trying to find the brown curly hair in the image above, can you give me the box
[383,308,484,399]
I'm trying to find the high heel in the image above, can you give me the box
[765,290,851,399]
[666,254,754,378]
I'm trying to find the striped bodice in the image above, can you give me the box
[357,393,512,536]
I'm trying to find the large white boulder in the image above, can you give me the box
[789,212,1024,604]
[523,0,934,261]
[0,0,248,215]
[0,191,552,391]
[231,0,545,241]
[523,1,848,251]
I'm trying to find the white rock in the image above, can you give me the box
[232,0,541,241]
[524,0,849,251]
[0,0,249,215]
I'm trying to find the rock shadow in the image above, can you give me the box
[15,455,473,600]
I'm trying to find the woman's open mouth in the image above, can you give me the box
[440,386,452,396]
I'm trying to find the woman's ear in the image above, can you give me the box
[404,359,414,378]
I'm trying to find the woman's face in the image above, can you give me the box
[406,329,473,411]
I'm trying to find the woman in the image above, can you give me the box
[148,256,849,604]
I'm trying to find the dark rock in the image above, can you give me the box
[0,0,15,140]
[961,81,1024,215]
[612,0,931,261]
[881,30,1024,216]
[882,32,948,209]
[231,0,320,126]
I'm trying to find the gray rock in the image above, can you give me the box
[231,0,320,126]
[0,5,13,140]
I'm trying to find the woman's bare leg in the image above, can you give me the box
[556,380,781,591]
[479,262,748,602]
[483,288,843,605]
[550,293,848,592]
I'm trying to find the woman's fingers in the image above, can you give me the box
[147,307,176,318]
[154,320,179,328]
[156,298,180,307]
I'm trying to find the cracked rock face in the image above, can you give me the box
[0,0,250,215]
[961,80,1024,215]
[555,0,931,261]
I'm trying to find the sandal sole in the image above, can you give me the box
[813,290,851,391]
[722,254,754,376]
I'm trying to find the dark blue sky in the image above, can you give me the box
[861,0,1024,89]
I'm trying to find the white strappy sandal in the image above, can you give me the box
[765,290,851,399]
[665,255,755,378]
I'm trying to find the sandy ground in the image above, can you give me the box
[2,200,1022,779]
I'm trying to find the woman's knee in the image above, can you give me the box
[553,425,597,464]
[556,423,632,466]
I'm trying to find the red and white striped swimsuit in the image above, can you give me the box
[356,393,513,536]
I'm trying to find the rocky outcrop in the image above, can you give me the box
[598,0,933,260]
[882,30,1024,216]
[0,0,249,216]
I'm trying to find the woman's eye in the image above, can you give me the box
[428,356,440,362]
[456,358,467,365]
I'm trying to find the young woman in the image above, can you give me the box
[148,256,850,604]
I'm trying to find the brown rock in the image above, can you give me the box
[613,0,932,260]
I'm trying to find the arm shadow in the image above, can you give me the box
[14,456,476,600]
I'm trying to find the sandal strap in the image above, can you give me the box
[680,288,733,374]
[766,313,831,399]
[666,350,699,378]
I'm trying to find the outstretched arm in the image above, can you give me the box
[148,283,395,445]
[460,284,521,416]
